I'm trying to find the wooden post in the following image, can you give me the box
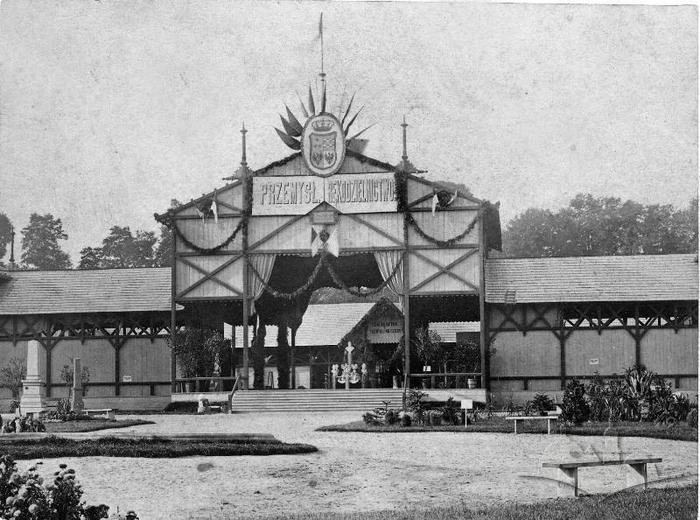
[241,177,250,391]
[291,328,297,389]
[634,302,641,367]
[45,341,52,398]
[170,235,177,393]
[478,206,489,391]
[402,221,411,404]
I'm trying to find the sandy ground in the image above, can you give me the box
[14,413,698,520]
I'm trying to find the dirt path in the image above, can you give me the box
[17,413,698,519]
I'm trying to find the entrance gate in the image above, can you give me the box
[159,145,491,391]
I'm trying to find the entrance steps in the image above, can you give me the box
[230,388,406,413]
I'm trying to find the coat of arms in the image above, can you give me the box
[301,113,346,176]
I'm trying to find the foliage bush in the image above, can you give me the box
[0,455,109,519]
[526,393,554,416]
[384,409,400,426]
[560,379,590,425]
[686,408,698,428]
[0,358,26,400]
[406,390,428,425]
[400,413,412,427]
[44,399,93,422]
[440,398,461,425]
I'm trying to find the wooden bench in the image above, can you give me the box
[543,457,662,497]
[505,415,558,434]
[84,409,115,420]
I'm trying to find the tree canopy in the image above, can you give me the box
[20,213,72,270]
[503,194,698,257]
[0,214,12,263]
[79,226,157,269]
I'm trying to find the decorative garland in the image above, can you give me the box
[154,180,254,255]
[394,171,481,247]
[325,253,404,297]
[247,250,327,300]
[247,250,404,300]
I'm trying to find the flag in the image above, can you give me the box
[311,225,324,256]
[431,193,438,215]
[325,226,339,257]
[315,13,323,41]
[194,205,205,220]
[212,193,219,224]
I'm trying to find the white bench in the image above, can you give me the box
[84,409,115,420]
[543,457,662,497]
[505,415,558,434]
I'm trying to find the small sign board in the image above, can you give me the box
[367,318,402,344]
[122,375,133,383]
[589,358,599,365]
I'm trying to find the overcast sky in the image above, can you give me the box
[0,1,696,264]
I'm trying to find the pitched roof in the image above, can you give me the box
[485,254,699,304]
[232,302,378,348]
[0,268,172,315]
[230,301,481,348]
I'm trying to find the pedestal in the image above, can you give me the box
[19,378,46,415]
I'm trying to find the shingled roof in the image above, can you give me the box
[0,268,172,315]
[485,253,699,304]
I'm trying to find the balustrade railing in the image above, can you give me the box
[409,372,483,389]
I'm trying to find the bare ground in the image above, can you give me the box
[16,413,698,519]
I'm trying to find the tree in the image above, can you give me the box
[503,194,698,257]
[153,199,180,267]
[0,358,26,399]
[79,226,157,269]
[20,213,72,270]
[77,247,104,269]
[0,214,12,262]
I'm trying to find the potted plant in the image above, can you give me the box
[454,339,481,389]
[412,327,444,389]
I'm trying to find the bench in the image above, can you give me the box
[505,415,558,434]
[84,409,115,420]
[543,457,662,497]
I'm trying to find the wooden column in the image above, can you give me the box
[170,235,177,393]
[634,302,641,367]
[291,328,297,389]
[241,176,250,390]
[44,340,52,398]
[478,207,489,391]
[557,304,568,390]
[402,217,411,405]
[114,324,122,396]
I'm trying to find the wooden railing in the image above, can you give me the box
[409,372,483,389]
[172,376,240,394]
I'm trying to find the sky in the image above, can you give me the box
[0,1,697,264]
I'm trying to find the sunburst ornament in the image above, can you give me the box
[275,84,371,176]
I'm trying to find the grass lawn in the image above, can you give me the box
[273,485,697,520]
[43,419,154,433]
[318,417,698,441]
[0,436,318,459]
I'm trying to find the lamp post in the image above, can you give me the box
[336,342,360,390]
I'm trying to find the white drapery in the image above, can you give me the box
[247,254,276,315]
[373,250,404,298]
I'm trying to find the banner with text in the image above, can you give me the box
[252,173,397,215]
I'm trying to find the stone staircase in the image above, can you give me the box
[230,388,406,413]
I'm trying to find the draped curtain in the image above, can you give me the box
[247,254,276,315]
[373,250,404,298]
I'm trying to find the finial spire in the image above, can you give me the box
[240,122,248,168]
[401,116,409,169]
[8,225,15,270]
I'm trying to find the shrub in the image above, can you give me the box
[427,410,442,426]
[0,455,110,519]
[0,358,26,400]
[686,408,698,428]
[560,379,590,425]
[384,409,400,425]
[441,398,460,425]
[406,389,428,425]
[362,411,382,426]
[400,413,412,427]
[530,394,554,415]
